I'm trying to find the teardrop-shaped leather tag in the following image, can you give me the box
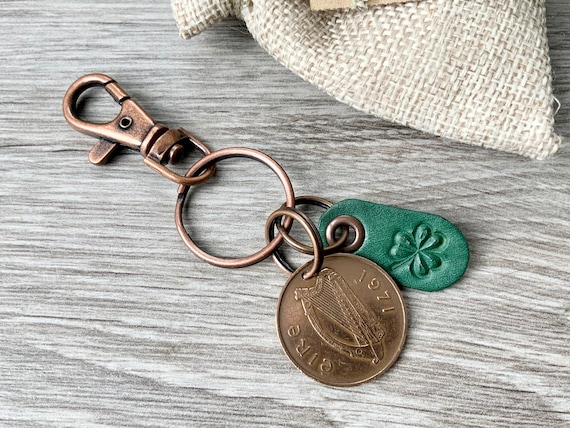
[318,199,469,291]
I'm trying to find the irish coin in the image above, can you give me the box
[276,254,407,386]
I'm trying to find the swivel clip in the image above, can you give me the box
[62,73,214,186]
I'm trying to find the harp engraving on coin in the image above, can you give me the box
[295,268,386,364]
[276,254,407,386]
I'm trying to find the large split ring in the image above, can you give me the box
[175,147,295,268]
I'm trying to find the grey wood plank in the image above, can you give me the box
[0,0,568,426]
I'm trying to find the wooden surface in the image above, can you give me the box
[1,1,568,426]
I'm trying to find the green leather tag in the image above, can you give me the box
[318,199,469,292]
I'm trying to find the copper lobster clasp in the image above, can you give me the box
[62,73,214,186]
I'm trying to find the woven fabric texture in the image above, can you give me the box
[172,0,562,158]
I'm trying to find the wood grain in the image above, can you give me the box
[0,1,568,426]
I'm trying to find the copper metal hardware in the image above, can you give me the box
[266,207,324,279]
[63,74,367,272]
[324,215,365,254]
[62,73,409,386]
[62,73,214,186]
[175,147,296,268]
[267,196,354,274]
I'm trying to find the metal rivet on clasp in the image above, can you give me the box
[62,73,215,186]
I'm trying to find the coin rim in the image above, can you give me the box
[275,253,408,387]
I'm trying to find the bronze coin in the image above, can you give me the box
[276,254,407,386]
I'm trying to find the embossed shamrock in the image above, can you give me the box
[389,224,445,278]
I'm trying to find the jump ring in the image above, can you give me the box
[325,215,365,253]
[267,196,349,274]
[175,147,295,268]
[274,196,349,255]
[266,208,324,279]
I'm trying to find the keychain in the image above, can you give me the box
[63,74,469,386]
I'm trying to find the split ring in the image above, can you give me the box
[273,196,349,255]
[266,208,324,279]
[175,147,295,268]
[267,196,348,274]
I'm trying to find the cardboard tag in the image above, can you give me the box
[310,0,415,10]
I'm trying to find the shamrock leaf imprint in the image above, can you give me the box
[389,224,445,278]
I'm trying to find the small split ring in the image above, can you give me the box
[265,207,324,279]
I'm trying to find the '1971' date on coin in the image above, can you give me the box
[276,254,407,386]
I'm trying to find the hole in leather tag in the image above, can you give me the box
[310,0,419,11]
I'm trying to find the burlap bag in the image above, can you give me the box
[172,0,562,159]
